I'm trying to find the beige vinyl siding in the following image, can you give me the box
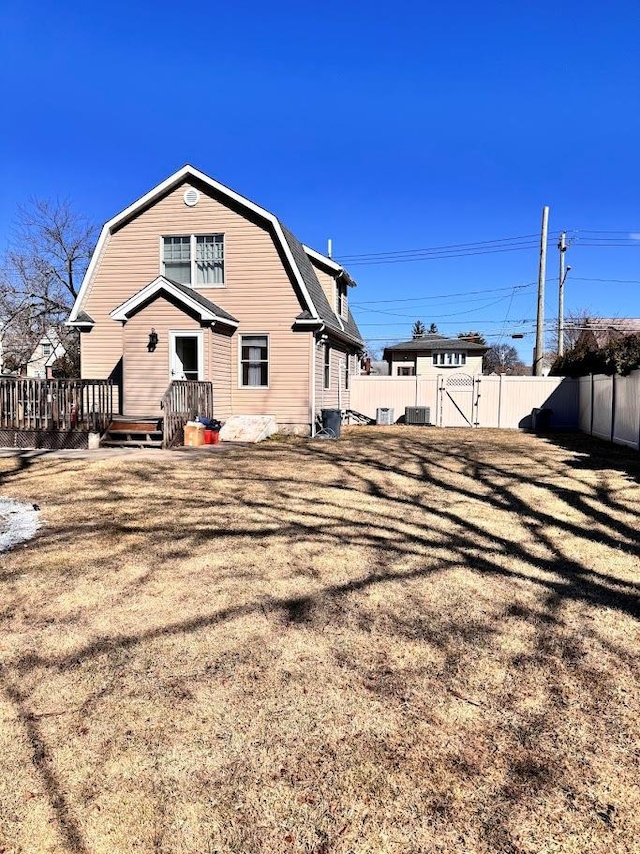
[314,343,324,423]
[210,329,233,421]
[315,341,351,414]
[122,297,207,416]
[311,261,337,312]
[309,259,349,321]
[81,180,311,427]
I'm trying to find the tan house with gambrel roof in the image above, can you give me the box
[68,166,363,435]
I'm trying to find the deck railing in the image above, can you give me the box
[0,378,114,433]
[161,380,214,448]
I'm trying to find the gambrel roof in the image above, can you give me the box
[68,165,362,346]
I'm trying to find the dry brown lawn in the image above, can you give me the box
[0,427,638,854]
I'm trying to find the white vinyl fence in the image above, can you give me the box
[578,370,640,450]
[350,375,578,430]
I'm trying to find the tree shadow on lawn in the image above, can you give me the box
[540,430,640,484]
[1,429,639,852]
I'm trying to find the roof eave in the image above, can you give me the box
[109,277,239,327]
[65,320,95,329]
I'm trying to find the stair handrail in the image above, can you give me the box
[160,380,214,448]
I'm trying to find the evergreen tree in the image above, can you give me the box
[412,320,426,339]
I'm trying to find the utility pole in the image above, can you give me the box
[557,232,570,357]
[534,205,549,376]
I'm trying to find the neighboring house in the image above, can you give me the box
[25,332,66,378]
[368,360,389,376]
[67,165,363,435]
[360,357,389,376]
[573,318,640,351]
[383,334,488,377]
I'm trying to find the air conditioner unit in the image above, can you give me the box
[376,407,395,425]
[405,406,431,425]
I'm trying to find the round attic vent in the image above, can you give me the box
[183,188,200,207]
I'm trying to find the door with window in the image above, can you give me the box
[170,332,203,381]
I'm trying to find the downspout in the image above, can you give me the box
[334,272,346,332]
[310,331,316,436]
[310,325,326,436]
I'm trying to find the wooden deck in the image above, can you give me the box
[0,378,215,451]
[0,378,114,432]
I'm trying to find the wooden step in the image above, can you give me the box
[102,418,164,449]
[108,420,162,432]
[106,429,163,439]
[101,438,163,448]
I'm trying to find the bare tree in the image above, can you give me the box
[547,308,594,358]
[483,344,526,375]
[0,198,97,373]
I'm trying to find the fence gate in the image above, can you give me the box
[438,374,480,427]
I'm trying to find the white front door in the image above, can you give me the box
[169,332,204,381]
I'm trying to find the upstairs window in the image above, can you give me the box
[162,234,224,286]
[240,335,268,387]
[433,352,467,367]
[324,344,331,389]
[42,343,53,357]
[336,280,348,319]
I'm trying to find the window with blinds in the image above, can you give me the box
[162,234,224,286]
[240,335,269,387]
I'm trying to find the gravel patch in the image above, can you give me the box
[0,498,41,552]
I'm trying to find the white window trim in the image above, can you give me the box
[323,343,331,390]
[169,330,205,381]
[238,333,270,389]
[160,233,225,288]
[432,352,467,367]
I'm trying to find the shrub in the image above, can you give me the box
[550,334,640,377]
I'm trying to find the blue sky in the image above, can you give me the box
[1,1,638,360]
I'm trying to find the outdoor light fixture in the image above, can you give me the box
[147,329,158,352]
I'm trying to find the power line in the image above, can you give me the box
[343,244,540,266]
[358,317,535,328]
[351,282,537,306]
[575,229,640,234]
[335,228,640,269]
[354,291,532,317]
[355,294,515,322]
[337,233,539,262]
[571,276,640,284]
